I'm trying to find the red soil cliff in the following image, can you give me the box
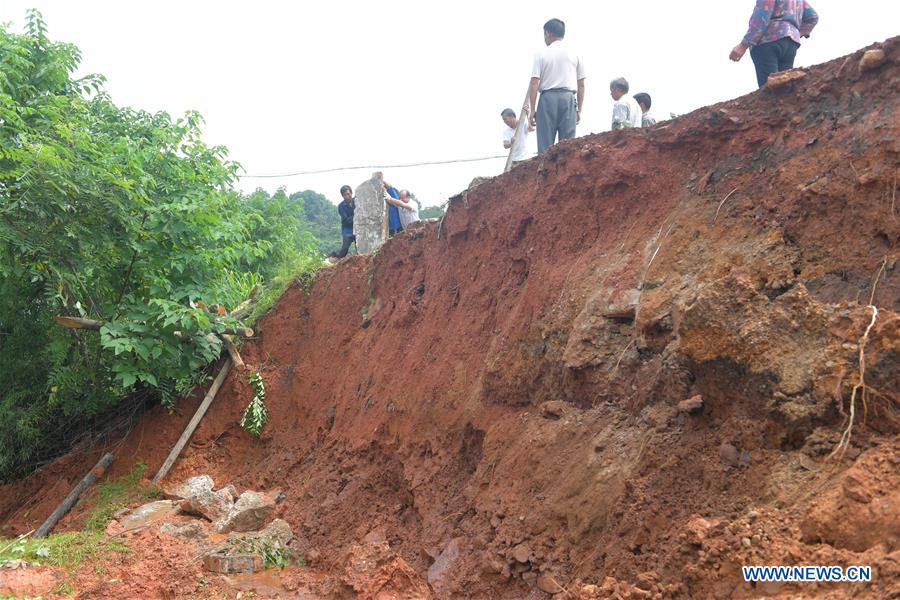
[2,39,899,599]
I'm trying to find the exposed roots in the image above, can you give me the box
[891,174,897,223]
[829,305,879,460]
[868,257,887,305]
[643,222,674,280]
[714,188,739,223]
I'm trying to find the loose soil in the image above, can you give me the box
[2,38,899,599]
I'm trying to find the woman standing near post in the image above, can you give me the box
[729,0,819,88]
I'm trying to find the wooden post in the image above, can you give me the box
[219,334,245,370]
[34,453,115,538]
[504,89,532,173]
[151,358,233,485]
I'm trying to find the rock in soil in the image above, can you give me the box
[164,475,214,500]
[718,443,741,467]
[539,400,570,420]
[180,487,234,523]
[427,537,462,587]
[859,48,886,71]
[160,521,209,540]
[119,500,182,530]
[512,542,532,564]
[677,394,703,414]
[202,552,263,575]
[216,490,276,533]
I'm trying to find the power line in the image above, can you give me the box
[239,154,508,178]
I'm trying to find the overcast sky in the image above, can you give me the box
[2,1,897,207]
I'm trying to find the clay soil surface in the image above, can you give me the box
[2,39,900,599]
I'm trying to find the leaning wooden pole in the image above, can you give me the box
[34,452,115,538]
[504,89,531,173]
[151,358,233,485]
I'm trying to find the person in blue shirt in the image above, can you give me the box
[328,184,356,258]
[383,180,415,237]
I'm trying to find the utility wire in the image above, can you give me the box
[239,154,508,178]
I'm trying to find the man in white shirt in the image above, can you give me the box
[610,77,642,130]
[527,18,586,154]
[397,189,420,229]
[501,108,531,165]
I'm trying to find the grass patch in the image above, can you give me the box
[53,581,77,595]
[228,536,300,570]
[248,254,321,324]
[84,460,159,533]
[0,531,126,573]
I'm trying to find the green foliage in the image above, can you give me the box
[99,300,241,391]
[242,188,317,279]
[84,460,158,532]
[247,250,322,324]
[291,189,343,256]
[242,187,344,263]
[0,531,125,573]
[419,205,445,219]
[228,535,297,570]
[240,370,268,437]
[0,13,324,481]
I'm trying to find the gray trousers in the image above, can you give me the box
[536,89,576,154]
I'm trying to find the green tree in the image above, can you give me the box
[0,12,319,480]
[242,188,318,280]
[290,189,342,255]
[419,205,445,219]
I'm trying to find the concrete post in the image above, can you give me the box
[353,172,387,254]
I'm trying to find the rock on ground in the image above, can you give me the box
[180,487,234,522]
[164,475,214,500]
[119,500,182,530]
[215,490,276,533]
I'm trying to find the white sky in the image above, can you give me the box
[2,1,897,207]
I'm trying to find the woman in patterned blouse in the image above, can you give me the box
[729,0,819,88]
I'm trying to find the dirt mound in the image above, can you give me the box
[3,38,900,598]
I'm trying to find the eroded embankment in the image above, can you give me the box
[3,39,900,599]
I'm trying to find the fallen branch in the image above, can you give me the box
[229,300,252,320]
[226,326,254,338]
[34,453,115,538]
[55,316,252,338]
[152,358,233,485]
[54,316,101,330]
[829,305,878,460]
[176,327,253,340]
